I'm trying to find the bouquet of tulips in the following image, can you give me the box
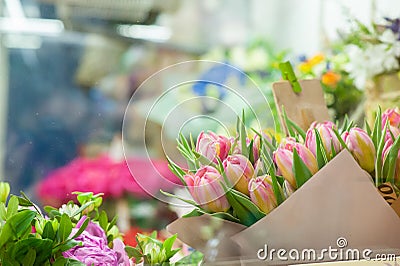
[166,107,400,226]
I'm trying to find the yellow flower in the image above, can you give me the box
[298,53,325,74]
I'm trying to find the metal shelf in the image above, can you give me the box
[38,0,180,23]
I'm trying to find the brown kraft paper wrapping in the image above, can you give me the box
[231,150,400,265]
[272,79,330,132]
[167,214,246,263]
[390,197,400,218]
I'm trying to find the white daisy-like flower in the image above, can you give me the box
[59,203,80,219]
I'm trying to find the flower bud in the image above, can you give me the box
[382,107,400,128]
[248,175,277,214]
[274,138,318,189]
[223,154,254,195]
[196,131,231,163]
[184,166,230,213]
[0,182,10,203]
[305,121,342,160]
[342,128,376,173]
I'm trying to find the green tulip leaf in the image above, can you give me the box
[372,107,382,149]
[248,139,255,165]
[160,190,199,208]
[182,208,240,223]
[385,136,400,184]
[166,156,187,186]
[375,123,389,184]
[314,129,328,168]
[238,110,249,158]
[269,164,284,205]
[364,120,372,136]
[283,111,306,140]
[224,187,265,226]
[292,148,313,188]
[282,107,296,138]
[331,127,349,151]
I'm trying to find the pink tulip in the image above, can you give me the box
[223,154,255,195]
[305,121,342,160]
[248,175,277,214]
[382,107,400,128]
[184,166,230,213]
[232,134,261,163]
[196,131,231,163]
[342,128,376,173]
[385,126,400,142]
[274,138,318,189]
[252,134,261,163]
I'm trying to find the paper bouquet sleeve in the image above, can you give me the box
[167,214,246,262]
[167,150,400,265]
[272,79,330,131]
[232,150,400,264]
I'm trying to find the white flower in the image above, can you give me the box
[380,29,400,57]
[379,29,397,43]
[344,43,399,89]
[344,45,370,89]
[59,203,80,219]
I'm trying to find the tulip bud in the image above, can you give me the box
[223,154,254,195]
[0,182,10,203]
[184,166,230,213]
[305,121,342,160]
[196,131,231,163]
[274,138,318,189]
[342,128,376,173]
[382,107,400,128]
[385,126,400,142]
[252,134,261,163]
[248,175,277,214]
[283,180,295,199]
[232,135,260,163]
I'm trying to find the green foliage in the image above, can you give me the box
[129,231,200,265]
[0,185,132,265]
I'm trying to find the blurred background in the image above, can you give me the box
[1,0,400,234]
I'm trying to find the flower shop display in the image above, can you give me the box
[340,17,400,123]
[37,155,177,207]
[296,53,363,120]
[164,80,400,264]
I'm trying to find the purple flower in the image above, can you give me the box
[113,238,130,266]
[63,216,128,266]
